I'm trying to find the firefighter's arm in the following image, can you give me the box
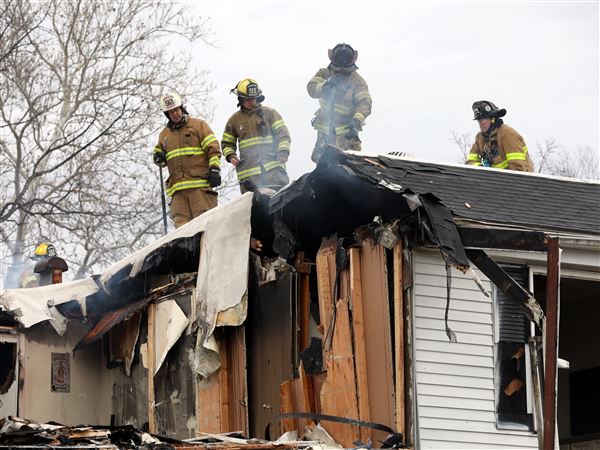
[466,142,482,166]
[271,109,290,162]
[352,78,372,126]
[199,121,221,170]
[307,68,330,99]
[221,119,239,165]
[501,130,531,172]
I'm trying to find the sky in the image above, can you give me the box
[185,0,599,182]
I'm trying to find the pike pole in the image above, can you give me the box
[158,166,168,235]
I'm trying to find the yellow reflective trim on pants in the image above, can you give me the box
[272,119,285,131]
[505,152,527,161]
[237,166,263,180]
[263,160,286,171]
[239,135,274,149]
[166,179,209,197]
[209,155,221,167]
[314,123,349,135]
[467,153,480,162]
[223,146,236,157]
[492,160,509,169]
[166,147,204,160]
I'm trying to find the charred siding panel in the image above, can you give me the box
[413,250,537,449]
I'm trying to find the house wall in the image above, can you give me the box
[413,249,538,449]
[19,321,111,424]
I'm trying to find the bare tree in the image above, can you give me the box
[450,130,474,163]
[530,140,599,180]
[0,0,216,287]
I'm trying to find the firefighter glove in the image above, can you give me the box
[345,118,362,139]
[153,151,166,166]
[208,167,221,188]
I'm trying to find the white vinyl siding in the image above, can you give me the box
[413,250,538,449]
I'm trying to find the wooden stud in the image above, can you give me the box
[393,241,405,436]
[280,380,296,432]
[146,302,157,434]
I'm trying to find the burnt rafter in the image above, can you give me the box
[458,228,547,252]
[465,249,544,327]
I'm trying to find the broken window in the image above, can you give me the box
[493,265,534,431]
[0,341,17,394]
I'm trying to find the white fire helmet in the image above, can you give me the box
[159,91,183,112]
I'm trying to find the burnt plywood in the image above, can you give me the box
[247,274,295,439]
[360,239,395,441]
[154,330,196,439]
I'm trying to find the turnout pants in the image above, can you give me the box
[170,188,218,228]
[311,131,362,163]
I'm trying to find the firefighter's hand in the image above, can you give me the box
[229,155,240,167]
[153,151,166,166]
[320,78,337,95]
[207,167,221,188]
[350,118,362,132]
[278,152,289,163]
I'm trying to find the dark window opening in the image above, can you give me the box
[495,266,534,430]
[0,341,17,394]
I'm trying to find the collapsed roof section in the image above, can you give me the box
[0,194,254,339]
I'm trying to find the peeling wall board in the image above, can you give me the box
[146,302,157,433]
[316,239,337,335]
[154,331,197,439]
[108,312,142,376]
[319,298,360,447]
[224,325,249,437]
[413,250,537,449]
[246,274,294,439]
[359,239,395,443]
[349,247,371,444]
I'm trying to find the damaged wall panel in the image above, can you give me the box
[413,250,538,449]
[359,239,395,443]
[19,321,109,425]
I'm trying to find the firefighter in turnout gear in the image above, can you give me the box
[466,100,534,172]
[307,43,372,163]
[222,78,291,193]
[18,243,57,288]
[153,91,222,228]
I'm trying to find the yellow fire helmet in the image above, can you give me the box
[34,243,56,257]
[231,78,265,102]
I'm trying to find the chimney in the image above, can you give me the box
[34,257,68,286]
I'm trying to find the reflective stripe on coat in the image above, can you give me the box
[221,105,291,181]
[154,117,221,197]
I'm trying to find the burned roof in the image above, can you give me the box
[270,148,600,238]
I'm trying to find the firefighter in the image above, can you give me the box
[18,243,56,288]
[222,78,291,193]
[153,91,222,228]
[307,43,372,163]
[466,100,534,172]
